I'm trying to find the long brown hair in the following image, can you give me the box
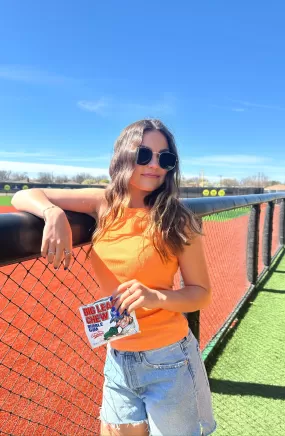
[89,119,202,262]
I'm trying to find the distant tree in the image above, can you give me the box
[180,176,212,187]
[80,174,110,185]
[10,172,28,181]
[180,176,200,187]
[240,173,269,187]
[97,175,109,182]
[0,170,12,181]
[258,173,269,187]
[22,185,29,190]
[265,180,282,187]
[220,178,239,187]
[54,175,69,184]
[71,173,94,184]
[37,172,54,183]
[81,179,98,185]
[81,177,109,185]
[240,176,253,187]
[199,179,210,187]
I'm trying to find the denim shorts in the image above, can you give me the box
[100,330,216,435]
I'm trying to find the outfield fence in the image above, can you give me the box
[0,194,284,435]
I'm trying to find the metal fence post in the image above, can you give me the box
[263,201,275,267]
[279,199,285,246]
[246,204,260,284]
[185,311,200,342]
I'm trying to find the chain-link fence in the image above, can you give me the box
[202,200,285,435]
[1,195,285,435]
[0,246,106,435]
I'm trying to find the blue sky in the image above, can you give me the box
[0,0,284,182]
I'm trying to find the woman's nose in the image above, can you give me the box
[147,152,159,168]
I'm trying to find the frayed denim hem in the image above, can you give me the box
[202,420,217,435]
[101,419,149,428]
[100,419,149,435]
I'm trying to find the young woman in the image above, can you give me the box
[12,119,216,436]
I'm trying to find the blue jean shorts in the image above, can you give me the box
[100,330,216,435]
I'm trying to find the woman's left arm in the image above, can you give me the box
[112,235,211,314]
[159,234,211,312]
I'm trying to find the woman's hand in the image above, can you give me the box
[41,207,73,269]
[112,280,161,314]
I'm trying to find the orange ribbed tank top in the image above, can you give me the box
[90,207,188,351]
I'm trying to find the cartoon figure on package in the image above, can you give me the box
[104,308,134,341]
[79,296,139,348]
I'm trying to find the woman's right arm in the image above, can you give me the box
[11,187,105,269]
[11,187,104,218]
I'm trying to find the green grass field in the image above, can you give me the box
[203,207,250,222]
[209,251,285,435]
[0,195,13,206]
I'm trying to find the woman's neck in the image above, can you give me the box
[128,184,148,208]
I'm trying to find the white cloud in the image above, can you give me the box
[77,96,174,116]
[231,108,246,112]
[210,104,247,112]
[180,154,285,180]
[182,154,270,166]
[0,65,77,86]
[211,99,285,112]
[46,155,112,163]
[1,150,283,182]
[0,160,109,176]
[231,99,285,111]
[0,150,112,163]
[0,151,57,158]
[77,98,110,114]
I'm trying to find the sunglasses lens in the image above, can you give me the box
[137,147,152,165]
[159,152,177,170]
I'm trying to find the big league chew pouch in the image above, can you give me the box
[79,296,140,348]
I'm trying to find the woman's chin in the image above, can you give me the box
[138,182,162,192]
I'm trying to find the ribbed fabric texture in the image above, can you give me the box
[90,208,188,351]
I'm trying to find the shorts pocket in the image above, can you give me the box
[141,343,188,369]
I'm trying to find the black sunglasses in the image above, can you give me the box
[136,145,177,171]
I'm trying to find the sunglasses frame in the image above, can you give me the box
[136,145,177,171]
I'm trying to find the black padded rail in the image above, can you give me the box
[1,193,285,267]
[181,193,285,216]
[0,211,95,266]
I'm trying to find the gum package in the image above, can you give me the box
[79,296,140,348]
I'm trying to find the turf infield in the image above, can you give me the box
[0,195,13,206]
[202,207,251,221]
[209,250,285,435]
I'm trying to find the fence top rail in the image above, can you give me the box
[181,192,285,216]
[0,193,284,266]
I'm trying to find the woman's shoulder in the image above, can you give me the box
[82,187,107,218]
